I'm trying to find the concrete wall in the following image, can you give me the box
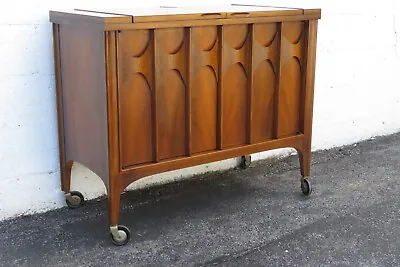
[1,0,400,221]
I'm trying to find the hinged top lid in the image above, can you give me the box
[75,4,307,23]
[50,4,321,25]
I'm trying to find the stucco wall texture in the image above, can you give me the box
[1,0,399,220]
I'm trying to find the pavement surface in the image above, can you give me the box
[1,132,400,267]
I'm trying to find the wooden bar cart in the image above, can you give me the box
[49,4,321,246]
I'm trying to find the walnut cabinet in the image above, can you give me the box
[49,4,321,245]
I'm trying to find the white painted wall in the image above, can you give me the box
[1,0,400,221]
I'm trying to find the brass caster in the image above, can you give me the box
[240,155,251,169]
[301,178,312,196]
[110,225,131,246]
[65,191,85,209]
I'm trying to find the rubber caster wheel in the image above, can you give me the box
[301,179,312,196]
[241,155,251,169]
[65,191,85,209]
[110,225,131,246]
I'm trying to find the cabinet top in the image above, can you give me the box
[49,4,321,26]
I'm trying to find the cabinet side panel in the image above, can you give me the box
[58,24,109,180]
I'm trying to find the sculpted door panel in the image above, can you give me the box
[116,22,307,168]
[252,60,275,142]
[251,23,279,143]
[191,66,218,154]
[155,28,188,160]
[221,24,250,148]
[117,30,154,167]
[157,69,187,160]
[190,26,219,154]
[277,22,305,138]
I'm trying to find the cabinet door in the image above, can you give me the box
[154,28,188,161]
[220,24,251,149]
[250,23,278,143]
[277,21,305,138]
[190,26,219,154]
[117,30,154,168]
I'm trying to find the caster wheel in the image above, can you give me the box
[241,155,251,169]
[110,225,131,246]
[65,191,85,209]
[301,179,312,196]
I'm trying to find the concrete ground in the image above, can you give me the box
[1,132,400,267]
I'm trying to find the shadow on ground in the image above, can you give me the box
[1,132,400,267]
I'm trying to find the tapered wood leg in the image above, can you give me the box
[297,146,312,196]
[297,149,311,178]
[108,176,131,246]
[108,177,121,227]
[296,20,318,197]
[63,160,86,208]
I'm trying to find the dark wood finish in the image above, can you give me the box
[298,20,319,177]
[50,5,321,235]
[50,7,321,31]
[221,24,250,148]
[117,30,154,167]
[71,5,304,23]
[154,28,188,161]
[277,21,305,138]
[52,24,68,192]
[190,26,219,154]
[250,23,279,143]
[121,135,304,189]
[57,24,109,186]
[103,14,321,31]
[105,31,123,226]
